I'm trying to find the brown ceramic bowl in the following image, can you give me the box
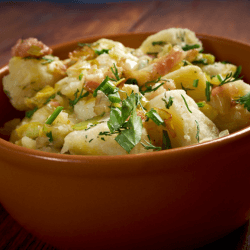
[0,33,250,250]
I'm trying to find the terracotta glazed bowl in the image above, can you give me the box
[0,33,250,250]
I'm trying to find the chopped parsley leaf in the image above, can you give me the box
[94,49,110,55]
[125,78,138,85]
[234,91,250,112]
[145,109,165,126]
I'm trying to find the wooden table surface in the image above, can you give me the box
[0,0,250,249]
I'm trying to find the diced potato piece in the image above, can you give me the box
[139,28,203,54]
[201,62,237,77]
[210,80,250,132]
[164,65,207,102]
[3,56,65,110]
[61,122,151,155]
[74,97,97,121]
[147,90,219,148]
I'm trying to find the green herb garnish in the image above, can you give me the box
[141,140,161,151]
[182,44,200,51]
[193,79,199,87]
[78,42,92,47]
[197,102,205,108]
[192,58,208,65]
[79,73,83,81]
[25,106,38,118]
[45,106,64,125]
[219,66,243,86]
[140,77,167,95]
[205,81,211,102]
[69,89,89,107]
[146,109,165,126]
[46,131,53,142]
[162,130,172,150]
[234,91,250,112]
[125,78,138,85]
[94,49,110,55]
[162,94,174,109]
[41,57,54,65]
[181,94,192,113]
[110,63,120,81]
[152,41,166,46]
[195,120,200,142]
[181,83,194,93]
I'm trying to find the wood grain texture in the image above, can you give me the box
[0,0,250,249]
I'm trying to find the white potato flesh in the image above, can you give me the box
[74,97,97,121]
[139,28,203,54]
[210,80,250,132]
[164,65,207,102]
[201,62,237,77]
[62,122,151,155]
[147,90,219,148]
[3,56,65,110]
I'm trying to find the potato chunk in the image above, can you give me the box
[3,56,66,110]
[147,90,219,148]
[62,122,151,155]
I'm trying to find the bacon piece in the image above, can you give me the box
[84,81,100,93]
[11,38,52,58]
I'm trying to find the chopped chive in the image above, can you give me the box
[111,63,120,81]
[140,140,161,151]
[216,74,223,83]
[181,94,192,113]
[195,120,200,142]
[45,106,64,125]
[93,76,109,97]
[162,94,174,109]
[25,106,38,118]
[182,44,200,51]
[44,94,56,105]
[197,102,205,108]
[233,65,242,79]
[69,89,89,107]
[152,41,166,46]
[46,131,53,142]
[79,73,83,81]
[162,130,172,150]
[205,81,211,102]
[193,79,199,87]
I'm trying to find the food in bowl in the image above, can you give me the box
[2,28,250,155]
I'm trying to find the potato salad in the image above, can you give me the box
[3,28,250,155]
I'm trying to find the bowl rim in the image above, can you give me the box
[1,31,250,164]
